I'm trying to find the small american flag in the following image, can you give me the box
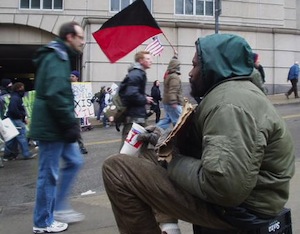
[145,36,164,56]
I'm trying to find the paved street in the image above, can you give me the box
[0,95,300,233]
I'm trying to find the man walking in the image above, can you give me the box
[119,51,153,142]
[30,21,85,233]
[285,61,299,99]
[157,52,184,130]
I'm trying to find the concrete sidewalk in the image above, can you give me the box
[267,93,300,106]
[1,93,299,234]
[1,162,299,234]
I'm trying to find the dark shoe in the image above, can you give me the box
[80,148,88,154]
[3,154,17,161]
[146,110,154,117]
[115,123,121,132]
[285,93,289,99]
[295,96,299,99]
[83,125,94,131]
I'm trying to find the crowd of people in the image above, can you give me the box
[0,79,38,168]
[0,20,297,234]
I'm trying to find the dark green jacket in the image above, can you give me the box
[168,34,295,217]
[29,39,78,141]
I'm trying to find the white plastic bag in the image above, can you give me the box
[0,118,19,142]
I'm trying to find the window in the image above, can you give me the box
[176,0,214,16]
[110,0,152,12]
[20,0,63,10]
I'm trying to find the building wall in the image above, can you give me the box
[0,0,299,94]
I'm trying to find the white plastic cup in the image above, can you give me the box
[120,123,146,156]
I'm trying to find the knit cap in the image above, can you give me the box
[71,70,80,78]
[1,78,12,88]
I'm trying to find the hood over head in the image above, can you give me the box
[196,34,254,91]
[167,56,181,75]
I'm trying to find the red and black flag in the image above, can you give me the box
[92,0,162,63]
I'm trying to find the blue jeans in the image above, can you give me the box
[4,119,31,158]
[33,141,84,227]
[97,103,105,120]
[156,104,182,130]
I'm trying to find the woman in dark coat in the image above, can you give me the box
[149,80,162,123]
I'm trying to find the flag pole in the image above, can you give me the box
[162,32,177,54]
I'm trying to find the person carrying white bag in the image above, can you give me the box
[2,82,37,161]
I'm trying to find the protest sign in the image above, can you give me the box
[72,82,95,118]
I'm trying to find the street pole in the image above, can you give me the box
[215,0,222,34]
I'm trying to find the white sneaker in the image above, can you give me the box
[54,209,85,223]
[160,223,181,234]
[33,220,68,233]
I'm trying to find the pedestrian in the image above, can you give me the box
[3,82,37,161]
[253,53,265,83]
[30,21,85,233]
[70,70,88,154]
[119,50,153,143]
[156,52,184,130]
[147,80,162,123]
[0,78,12,95]
[285,61,299,99]
[251,53,267,94]
[92,86,106,121]
[103,87,113,128]
[102,34,295,233]
[0,78,18,161]
[0,78,13,119]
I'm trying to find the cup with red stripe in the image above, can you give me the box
[120,123,146,156]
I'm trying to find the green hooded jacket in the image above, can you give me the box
[29,39,78,141]
[168,34,295,217]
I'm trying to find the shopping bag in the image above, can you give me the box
[0,118,19,142]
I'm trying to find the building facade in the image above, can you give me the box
[0,0,299,94]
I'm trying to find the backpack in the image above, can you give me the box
[103,75,129,124]
[92,87,106,104]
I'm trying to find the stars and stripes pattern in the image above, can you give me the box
[145,36,164,56]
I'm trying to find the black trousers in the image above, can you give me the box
[150,104,161,123]
[287,79,299,97]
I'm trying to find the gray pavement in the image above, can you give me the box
[0,93,299,234]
